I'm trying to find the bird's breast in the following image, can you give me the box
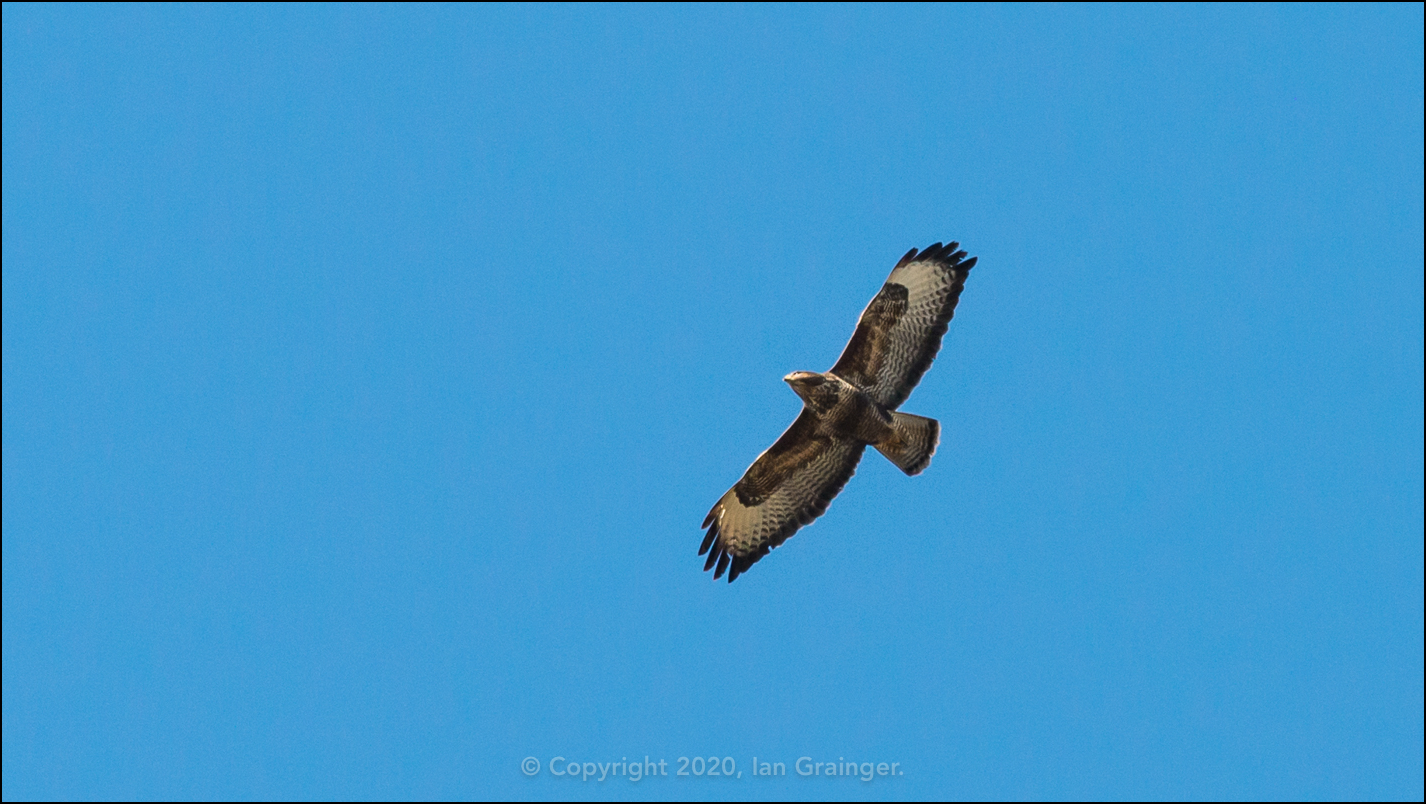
[816,387,893,444]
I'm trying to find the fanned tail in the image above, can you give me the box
[874,412,939,476]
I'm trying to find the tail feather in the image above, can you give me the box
[875,412,939,475]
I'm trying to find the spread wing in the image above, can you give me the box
[700,409,866,582]
[831,242,976,409]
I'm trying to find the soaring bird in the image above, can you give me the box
[700,242,976,582]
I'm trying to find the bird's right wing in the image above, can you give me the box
[700,409,866,582]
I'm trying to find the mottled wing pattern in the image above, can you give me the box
[700,409,867,582]
[831,242,976,409]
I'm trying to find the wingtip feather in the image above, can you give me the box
[698,525,718,556]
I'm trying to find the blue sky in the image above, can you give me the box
[3,5,1421,801]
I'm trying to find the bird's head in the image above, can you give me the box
[784,371,841,411]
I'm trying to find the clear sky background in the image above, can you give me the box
[3,5,1422,801]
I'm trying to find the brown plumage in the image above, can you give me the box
[700,242,976,582]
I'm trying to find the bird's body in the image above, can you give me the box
[700,242,976,582]
[784,371,892,444]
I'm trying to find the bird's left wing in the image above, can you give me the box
[831,242,976,408]
[700,409,867,582]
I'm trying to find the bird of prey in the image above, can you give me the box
[700,241,976,582]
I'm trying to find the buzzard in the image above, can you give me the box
[700,242,976,582]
